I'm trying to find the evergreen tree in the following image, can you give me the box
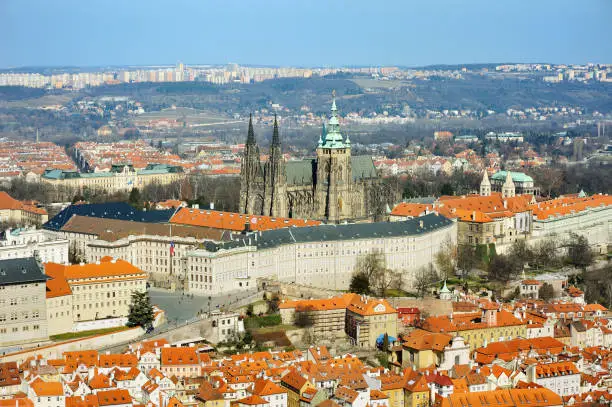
[349,272,370,295]
[382,333,390,351]
[127,291,154,328]
[129,188,142,208]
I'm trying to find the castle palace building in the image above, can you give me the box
[239,96,385,223]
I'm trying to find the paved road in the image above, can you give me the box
[149,287,261,324]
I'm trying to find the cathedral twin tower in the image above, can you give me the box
[239,95,384,223]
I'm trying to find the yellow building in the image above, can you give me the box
[345,296,398,348]
[0,191,48,226]
[421,302,527,351]
[45,257,147,322]
[404,374,430,407]
[41,164,185,195]
[280,370,315,407]
[196,381,229,407]
[379,374,406,407]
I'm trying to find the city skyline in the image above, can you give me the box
[2,0,612,69]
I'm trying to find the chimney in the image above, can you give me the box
[419,220,424,228]
[472,211,476,220]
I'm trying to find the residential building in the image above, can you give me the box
[0,257,49,347]
[44,257,147,322]
[402,331,470,371]
[421,302,527,350]
[526,362,580,397]
[434,388,562,407]
[345,296,397,348]
[44,266,73,336]
[160,347,202,379]
[473,337,566,364]
[280,370,315,407]
[0,362,21,399]
[28,379,64,407]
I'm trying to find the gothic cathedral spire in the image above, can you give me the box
[272,115,280,146]
[247,114,256,145]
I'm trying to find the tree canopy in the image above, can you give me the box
[127,291,154,328]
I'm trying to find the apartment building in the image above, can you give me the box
[186,213,457,296]
[0,257,49,347]
[28,379,64,407]
[527,361,581,397]
[0,228,68,264]
[44,257,147,322]
[160,347,202,379]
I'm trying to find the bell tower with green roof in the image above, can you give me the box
[315,91,353,222]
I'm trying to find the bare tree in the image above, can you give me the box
[435,237,457,280]
[414,264,439,298]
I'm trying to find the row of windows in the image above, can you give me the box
[0,296,39,305]
[0,310,40,322]
[75,300,128,310]
[0,324,40,334]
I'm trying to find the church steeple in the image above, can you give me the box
[502,171,516,198]
[480,170,491,196]
[272,115,280,146]
[320,90,346,149]
[246,114,256,145]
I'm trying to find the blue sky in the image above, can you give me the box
[1,0,611,68]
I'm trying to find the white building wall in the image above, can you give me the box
[186,221,457,295]
[531,205,611,252]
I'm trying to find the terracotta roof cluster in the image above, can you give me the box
[170,207,321,232]
[0,141,77,176]
[529,194,612,220]
[473,337,565,364]
[391,192,533,224]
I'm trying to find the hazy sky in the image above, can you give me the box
[1,0,611,68]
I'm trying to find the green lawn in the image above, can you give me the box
[244,314,282,330]
[50,326,130,341]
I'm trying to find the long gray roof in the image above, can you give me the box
[0,257,48,286]
[202,213,453,252]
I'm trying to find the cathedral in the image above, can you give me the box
[239,95,387,223]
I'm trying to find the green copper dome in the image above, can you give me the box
[320,92,350,149]
[491,171,534,183]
